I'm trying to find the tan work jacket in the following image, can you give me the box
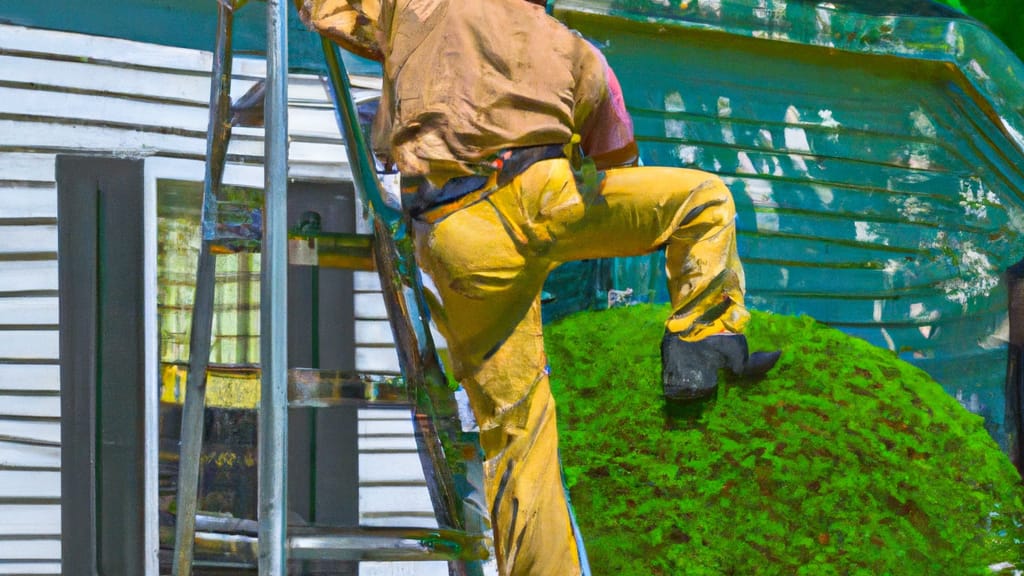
[297,0,611,182]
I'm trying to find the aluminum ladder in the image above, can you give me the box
[169,1,491,573]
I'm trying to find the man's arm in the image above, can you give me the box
[578,43,639,170]
[294,0,383,62]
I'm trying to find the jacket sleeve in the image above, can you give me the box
[294,0,384,62]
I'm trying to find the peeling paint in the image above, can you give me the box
[675,144,699,165]
[854,221,880,244]
[958,176,999,221]
[698,0,721,18]
[663,91,687,140]
[947,250,998,305]
[909,108,937,139]
[812,184,833,206]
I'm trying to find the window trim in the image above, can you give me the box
[142,157,264,573]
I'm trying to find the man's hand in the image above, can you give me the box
[294,0,384,62]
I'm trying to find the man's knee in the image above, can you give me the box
[680,177,735,228]
[691,174,733,203]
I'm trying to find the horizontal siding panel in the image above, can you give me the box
[358,419,414,437]
[0,441,60,469]
[358,515,438,529]
[287,139,349,164]
[0,261,57,293]
[0,86,210,135]
[359,453,426,484]
[0,562,61,575]
[0,538,60,560]
[1,119,209,159]
[353,271,382,292]
[356,320,395,346]
[0,505,60,536]
[285,161,353,184]
[359,562,448,576]
[0,225,57,255]
[0,331,58,361]
[289,78,344,104]
[0,23,266,77]
[0,470,59,498]
[0,396,60,419]
[360,486,434,514]
[0,88,345,145]
[0,119,348,172]
[0,365,59,392]
[359,436,418,451]
[0,421,60,446]
[354,293,388,320]
[286,108,347,140]
[355,347,399,374]
[0,53,254,107]
[0,184,56,219]
[0,153,55,183]
[359,408,411,421]
[0,297,58,326]
[0,23,349,103]
[743,260,955,295]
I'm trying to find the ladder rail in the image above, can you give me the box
[171,1,236,573]
[172,6,493,573]
[320,39,490,576]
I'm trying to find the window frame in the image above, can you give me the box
[142,157,266,572]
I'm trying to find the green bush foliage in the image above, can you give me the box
[545,305,1024,575]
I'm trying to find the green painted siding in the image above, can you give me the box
[542,1,1024,444]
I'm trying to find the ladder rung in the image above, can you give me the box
[160,364,407,408]
[176,526,491,565]
[288,526,492,562]
[289,368,407,407]
[201,232,377,272]
[288,232,376,270]
[195,514,258,536]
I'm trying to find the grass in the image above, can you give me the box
[545,304,1024,575]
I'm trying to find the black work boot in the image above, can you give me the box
[661,331,781,400]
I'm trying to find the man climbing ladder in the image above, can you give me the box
[296,0,781,573]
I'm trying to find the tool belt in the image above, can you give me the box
[403,144,566,222]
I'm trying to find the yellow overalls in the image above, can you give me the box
[296,1,751,573]
[413,159,748,575]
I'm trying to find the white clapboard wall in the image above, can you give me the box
[0,22,416,574]
[358,408,448,576]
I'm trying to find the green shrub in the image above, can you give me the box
[546,305,1024,575]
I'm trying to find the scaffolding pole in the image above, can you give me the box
[258,0,289,573]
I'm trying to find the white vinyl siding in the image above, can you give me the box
[0,22,400,573]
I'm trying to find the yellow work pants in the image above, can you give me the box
[411,158,749,576]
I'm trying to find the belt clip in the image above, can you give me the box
[492,149,513,172]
